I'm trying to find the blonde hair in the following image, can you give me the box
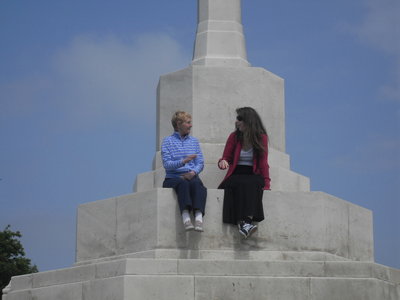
[171,111,192,130]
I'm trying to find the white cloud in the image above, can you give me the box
[51,33,190,126]
[352,0,400,102]
[332,135,400,173]
[0,75,51,117]
[356,0,400,56]
[0,33,190,129]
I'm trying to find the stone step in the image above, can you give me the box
[193,276,400,300]
[74,249,352,267]
[5,258,399,300]
[9,259,400,290]
[7,276,398,300]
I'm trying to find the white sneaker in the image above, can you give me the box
[194,220,203,232]
[184,220,194,231]
[238,221,257,238]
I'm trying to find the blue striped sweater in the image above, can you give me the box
[161,132,204,178]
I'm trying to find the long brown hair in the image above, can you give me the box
[235,107,268,155]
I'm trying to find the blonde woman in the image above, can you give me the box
[161,111,207,232]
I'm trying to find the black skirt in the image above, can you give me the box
[219,165,265,225]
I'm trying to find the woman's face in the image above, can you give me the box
[177,118,192,136]
[236,116,246,132]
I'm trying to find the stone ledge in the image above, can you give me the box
[76,189,373,263]
[7,259,400,290]
[74,249,352,267]
[4,259,399,300]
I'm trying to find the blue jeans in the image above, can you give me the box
[163,175,207,215]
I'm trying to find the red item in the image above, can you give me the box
[218,132,271,190]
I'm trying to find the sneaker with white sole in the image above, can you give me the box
[184,220,194,231]
[238,221,257,238]
[194,220,203,232]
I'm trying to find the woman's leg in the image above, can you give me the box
[163,177,192,213]
[188,176,207,215]
[163,177,195,230]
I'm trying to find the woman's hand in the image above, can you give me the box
[182,171,196,180]
[183,154,197,164]
[218,159,229,170]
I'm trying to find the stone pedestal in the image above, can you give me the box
[4,189,400,299]
[74,189,374,263]
[4,258,400,300]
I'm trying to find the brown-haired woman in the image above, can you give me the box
[218,107,270,238]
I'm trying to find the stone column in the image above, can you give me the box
[151,0,306,192]
[192,0,249,67]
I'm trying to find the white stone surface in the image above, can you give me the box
[3,290,31,300]
[75,189,373,264]
[310,278,398,300]
[76,197,118,260]
[32,265,95,288]
[74,249,352,266]
[6,274,32,291]
[193,0,249,67]
[30,283,83,300]
[348,201,375,261]
[82,277,124,300]
[124,276,194,300]
[132,170,154,193]
[4,258,400,300]
[196,276,312,300]
[156,66,285,152]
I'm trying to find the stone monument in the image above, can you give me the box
[3,0,399,299]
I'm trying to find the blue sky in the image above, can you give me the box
[0,0,398,271]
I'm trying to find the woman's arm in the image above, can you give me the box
[191,140,204,175]
[218,132,236,169]
[259,134,271,190]
[161,139,185,170]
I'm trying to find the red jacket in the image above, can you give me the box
[218,132,271,190]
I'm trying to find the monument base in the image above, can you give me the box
[4,189,399,299]
[4,255,399,300]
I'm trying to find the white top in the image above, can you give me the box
[192,0,249,67]
[238,148,253,166]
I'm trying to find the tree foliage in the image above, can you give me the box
[0,225,38,298]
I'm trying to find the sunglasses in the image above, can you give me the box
[236,116,243,121]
